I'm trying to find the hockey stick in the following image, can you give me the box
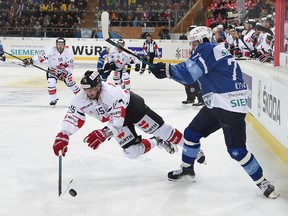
[101,11,156,69]
[58,152,62,197]
[6,60,27,67]
[234,58,253,60]
[4,51,49,72]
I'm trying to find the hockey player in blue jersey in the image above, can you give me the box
[0,41,6,62]
[149,26,279,199]
[97,47,111,82]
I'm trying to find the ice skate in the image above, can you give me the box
[50,99,58,107]
[193,101,204,106]
[182,99,194,104]
[168,165,195,182]
[257,179,279,199]
[153,137,178,154]
[140,69,145,75]
[196,149,207,165]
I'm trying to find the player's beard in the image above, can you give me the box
[57,46,65,54]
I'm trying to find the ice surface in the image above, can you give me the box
[0,61,287,216]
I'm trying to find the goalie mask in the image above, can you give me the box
[81,70,102,100]
[56,37,66,53]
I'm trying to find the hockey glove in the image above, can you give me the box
[259,52,273,63]
[98,68,104,75]
[108,62,116,71]
[249,50,260,59]
[148,62,171,79]
[0,54,5,62]
[58,70,68,81]
[84,129,107,150]
[135,63,141,72]
[23,58,33,66]
[53,132,69,156]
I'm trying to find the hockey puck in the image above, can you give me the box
[69,189,77,197]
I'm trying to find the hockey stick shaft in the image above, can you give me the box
[6,60,27,67]
[101,11,155,69]
[4,51,49,72]
[234,58,253,60]
[58,153,62,197]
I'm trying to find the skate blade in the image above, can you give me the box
[268,191,280,199]
[168,175,196,183]
[170,145,178,154]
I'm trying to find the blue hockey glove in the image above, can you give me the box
[0,54,5,62]
[148,62,171,79]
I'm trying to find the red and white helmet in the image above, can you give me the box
[187,26,213,44]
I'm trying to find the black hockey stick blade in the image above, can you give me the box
[4,51,49,72]
[101,11,156,69]
[58,154,62,197]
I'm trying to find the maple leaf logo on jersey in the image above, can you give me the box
[118,131,125,139]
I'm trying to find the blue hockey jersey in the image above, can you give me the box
[97,49,108,71]
[170,42,249,113]
[0,41,4,55]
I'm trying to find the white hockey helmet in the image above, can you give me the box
[187,26,213,44]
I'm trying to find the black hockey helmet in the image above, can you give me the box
[56,37,66,45]
[80,70,101,89]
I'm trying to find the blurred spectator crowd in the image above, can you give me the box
[98,0,194,27]
[0,0,87,37]
[205,0,276,63]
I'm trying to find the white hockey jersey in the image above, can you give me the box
[243,29,255,52]
[61,82,130,136]
[107,46,135,69]
[32,46,74,75]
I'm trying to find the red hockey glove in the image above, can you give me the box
[53,132,69,156]
[83,129,107,150]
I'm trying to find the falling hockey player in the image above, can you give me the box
[52,70,206,166]
[23,37,80,106]
[149,26,279,199]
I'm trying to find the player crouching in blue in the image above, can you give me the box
[149,26,279,199]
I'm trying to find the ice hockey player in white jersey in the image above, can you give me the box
[23,37,80,106]
[106,39,140,90]
[0,40,6,62]
[52,70,206,164]
[149,26,279,199]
